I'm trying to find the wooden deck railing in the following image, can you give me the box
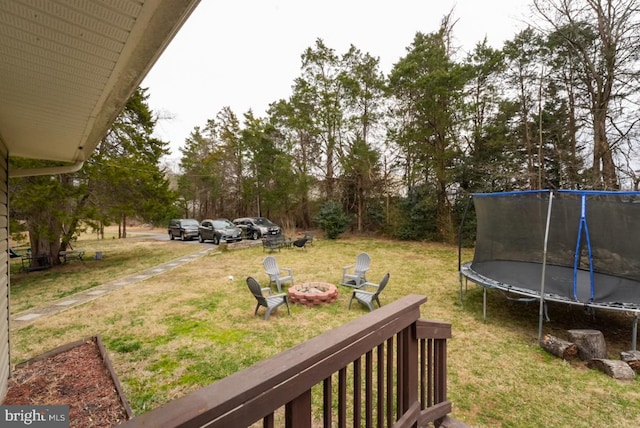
[119,294,458,428]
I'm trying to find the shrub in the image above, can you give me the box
[315,200,350,239]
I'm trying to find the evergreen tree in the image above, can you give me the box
[10,87,174,263]
[338,45,386,232]
[388,13,468,242]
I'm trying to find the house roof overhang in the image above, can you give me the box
[0,0,200,175]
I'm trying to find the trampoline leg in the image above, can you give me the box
[544,302,550,322]
[538,300,549,344]
[483,287,487,322]
[633,313,638,352]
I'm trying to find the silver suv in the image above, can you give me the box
[198,219,243,244]
[233,217,281,240]
[168,219,200,241]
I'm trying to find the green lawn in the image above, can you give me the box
[9,233,640,427]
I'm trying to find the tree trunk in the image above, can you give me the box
[588,359,635,380]
[593,108,618,189]
[541,334,578,360]
[564,71,580,187]
[436,179,453,243]
[325,137,335,199]
[59,177,89,252]
[567,329,607,360]
[620,351,640,373]
[357,176,364,233]
[28,221,62,267]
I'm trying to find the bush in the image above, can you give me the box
[364,202,385,231]
[393,184,438,241]
[316,200,350,240]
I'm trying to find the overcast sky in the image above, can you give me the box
[141,0,532,159]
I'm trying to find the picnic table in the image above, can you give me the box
[262,234,292,252]
[58,249,86,264]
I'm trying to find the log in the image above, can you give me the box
[628,361,640,373]
[541,334,578,360]
[567,329,607,361]
[620,350,640,363]
[620,350,640,373]
[588,359,636,380]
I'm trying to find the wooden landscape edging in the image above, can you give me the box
[14,334,133,419]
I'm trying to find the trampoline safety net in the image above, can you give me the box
[464,190,640,309]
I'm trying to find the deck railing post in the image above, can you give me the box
[415,319,453,426]
[435,338,448,404]
[285,389,311,428]
[402,323,419,427]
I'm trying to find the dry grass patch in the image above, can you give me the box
[10,232,201,314]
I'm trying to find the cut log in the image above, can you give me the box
[567,329,607,360]
[628,360,640,373]
[620,350,640,363]
[620,350,640,373]
[588,359,636,380]
[541,334,578,360]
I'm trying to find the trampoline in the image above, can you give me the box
[458,189,640,349]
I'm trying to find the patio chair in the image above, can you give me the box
[348,273,390,311]
[262,234,284,252]
[340,252,371,288]
[247,277,290,320]
[302,231,314,246]
[292,236,308,250]
[263,255,295,292]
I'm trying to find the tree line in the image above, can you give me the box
[175,0,640,242]
[10,0,640,263]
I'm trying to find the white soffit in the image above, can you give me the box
[0,0,200,163]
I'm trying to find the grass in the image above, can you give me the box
[10,229,200,314]
[9,230,640,427]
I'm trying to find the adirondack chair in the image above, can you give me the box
[348,273,390,311]
[263,256,294,292]
[292,236,308,249]
[340,252,371,288]
[302,231,314,246]
[247,276,290,320]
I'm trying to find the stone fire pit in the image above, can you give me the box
[288,282,338,306]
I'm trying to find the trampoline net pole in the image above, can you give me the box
[458,195,472,305]
[538,192,554,343]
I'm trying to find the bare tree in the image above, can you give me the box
[533,0,640,189]
[503,28,545,189]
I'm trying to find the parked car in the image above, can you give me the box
[198,219,243,244]
[168,219,200,241]
[233,217,282,240]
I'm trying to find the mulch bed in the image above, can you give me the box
[3,336,132,427]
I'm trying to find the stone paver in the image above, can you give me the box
[10,247,215,331]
